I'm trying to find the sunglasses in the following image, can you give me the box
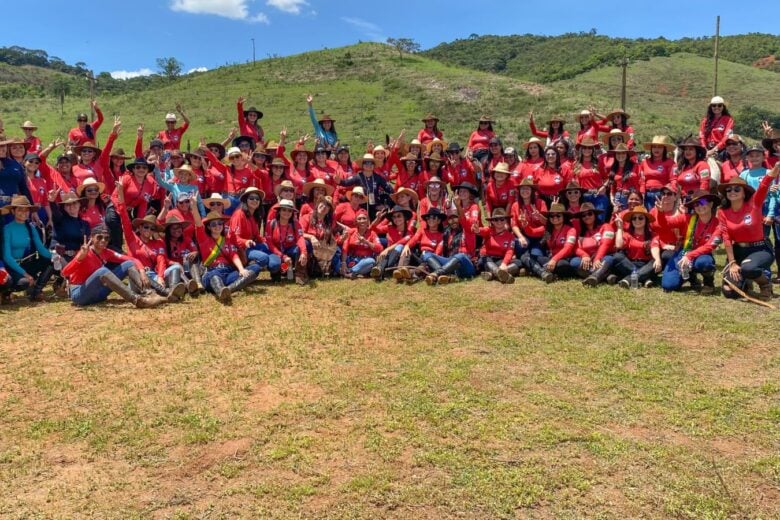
[141,224,155,230]
[549,214,563,219]
[177,200,191,204]
[228,155,242,160]
[491,217,508,222]
[711,104,724,108]
[246,196,261,202]
[27,160,41,164]
[661,191,674,197]
[725,186,743,193]
[77,119,88,122]
[85,188,99,194]
[93,234,109,241]
[208,221,224,228]
[581,211,595,217]
[446,151,459,155]
[631,216,646,221]
[695,199,711,206]
[81,150,95,154]
[281,188,295,193]
[209,202,223,207]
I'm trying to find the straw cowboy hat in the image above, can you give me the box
[390,187,419,204]
[269,157,287,168]
[573,202,604,217]
[622,205,655,224]
[602,129,628,147]
[541,202,571,217]
[110,148,132,160]
[303,178,335,198]
[0,195,39,214]
[478,115,494,123]
[523,137,546,150]
[642,135,676,153]
[289,144,313,162]
[76,177,106,196]
[425,152,444,166]
[606,143,636,157]
[421,113,439,122]
[274,180,296,197]
[240,186,266,202]
[173,164,196,181]
[492,162,512,176]
[710,96,727,107]
[401,152,421,163]
[516,177,538,190]
[243,106,264,119]
[131,213,163,231]
[559,180,584,196]
[73,141,102,157]
[605,108,630,120]
[547,115,566,124]
[717,176,755,198]
[163,215,192,230]
[684,190,721,209]
[58,192,85,205]
[317,114,335,124]
[203,193,230,207]
[576,137,600,150]
[203,211,230,225]
[20,121,37,130]
[486,208,510,221]
[277,199,298,213]
[677,136,707,154]
[348,186,367,199]
[426,138,448,154]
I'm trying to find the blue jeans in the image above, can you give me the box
[514,237,544,259]
[421,251,475,278]
[661,252,715,291]
[247,243,271,269]
[146,264,182,283]
[69,261,134,306]
[345,255,375,276]
[267,246,298,274]
[202,263,261,292]
[644,189,663,211]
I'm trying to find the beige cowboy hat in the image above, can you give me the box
[0,195,39,214]
[303,178,335,198]
[642,135,676,153]
[76,177,106,196]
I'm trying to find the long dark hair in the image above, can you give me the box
[80,196,106,213]
[547,121,565,140]
[525,143,542,161]
[610,154,636,178]
[543,146,561,171]
[676,146,706,170]
[704,104,731,138]
[610,114,629,130]
[310,201,334,242]
[629,215,653,241]
[241,200,264,228]
[164,225,183,258]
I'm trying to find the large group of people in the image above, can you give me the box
[1,93,779,308]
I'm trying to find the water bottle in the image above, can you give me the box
[51,251,64,271]
[679,258,690,280]
[287,265,295,281]
[629,267,639,289]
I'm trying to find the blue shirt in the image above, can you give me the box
[309,106,338,148]
[2,220,52,276]
[154,167,206,216]
[0,158,33,211]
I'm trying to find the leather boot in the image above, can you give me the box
[164,270,187,302]
[497,263,518,284]
[754,274,774,302]
[582,263,610,287]
[228,269,259,293]
[210,275,232,304]
[127,268,151,295]
[373,249,399,280]
[189,263,205,294]
[480,260,499,281]
[99,272,165,308]
[29,264,55,302]
[425,257,443,285]
[701,272,715,296]
[435,258,461,285]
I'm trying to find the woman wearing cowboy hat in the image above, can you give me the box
[310,146,340,189]
[502,147,523,184]
[418,114,443,147]
[397,207,449,285]
[300,178,335,219]
[156,104,190,151]
[1,195,53,302]
[71,116,120,186]
[307,94,338,150]
[721,135,747,183]
[418,176,451,218]
[162,215,202,296]
[440,206,476,282]
[451,182,482,260]
[718,164,779,300]
[301,195,340,278]
[267,157,292,206]
[61,225,166,308]
[523,202,578,283]
[442,142,478,190]
[597,129,628,175]
[674,138,711,197]
[203,144,259,215]
[640,136,676,210]
[265,179,298,225]
[48,190,91,296]
[511,177,547,262]
[67,100,103,147]
[38,139,78,198]
[114,182,186,302]
[575,109,601,145]
[22,152,52,230]
[528,112,569,147]
[202,193,229,216]
[106,156,156,251]
[594,109,635,149]
[229,187,274,274]
[699,96,734,157]
[341,208,382,279]
[285,141,313,193]
[534,146,571,205]
[423,152,445,184]
[20,121,42,154]
[105,147,132,197]
[338,153,393,220]
[389,187,418,224]
[608,144,643,211]
[485,162,516,215]
[571,203,615,287]
[763,130,780,169]
[648,184,685,270]
[656,190,722,294]
[572,137,609,219]
[466,115,496,168]
[559,180,585,222]
[520,137,545,181]
[612,206,663,288]
[475,208,517,284]
[192,208,260,302]
[369,205,414,281]
[393,153,426,201]
[266,199,308,284]
[237,96,265,146]
[0,138,34,212]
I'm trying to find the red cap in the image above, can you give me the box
[356,208,369,218]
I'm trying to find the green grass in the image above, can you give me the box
[0,277,777,518]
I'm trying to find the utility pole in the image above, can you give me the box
[713,15,721,96]
[87,71,96,118]
[620,57,629,111]
[251,38,256,64]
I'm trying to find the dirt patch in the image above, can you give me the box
[178,437,252,478]
[247,381,325,413]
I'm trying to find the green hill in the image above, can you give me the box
[2,42,779,153]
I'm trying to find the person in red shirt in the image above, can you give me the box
[67,101,103,147]
[418,114,442,146]
[762,130,780,169]
[553,138,574,171]
[511,177,548,261]
[157,105,190,151]
[608,143,643,210]
[486,138,504,172]
[534,146,571,204]
[442,142,478,189]
[393,152,426,200]
[639,136,676,210]
[718,164,779,301]
[389,187,418,224]
[71,117,120,187]
[20,121,42,154]
[161,215,202,296]
[575,109,601,144]
[524,202,578,283]
[571,137,609,219]
[466,115,495,169]
[77,177,107,230]
[674,137,711,198]
[300,195,340,278]
[418,176,450,217]
[229,186,274,274]
[300,178,335,219]
[485,162,516,215]
[341,208,382,279]
[396,207,447,284]
[62,225,166,308]
[595,109,635,149]
[22,153,52,229]
[475,208,516,284]
[657,190,722,294]
[335,186,367,229]
[612,206,663,288]
[369,205,413,281]
[193,208,260,303]
[528,112,569,146]
[699,96,734,157]
[721,135,747,183]
[570,203,615,287]
[106,157,156,252]
[520,137,545,182]
[266,199,308,284]
[452,183,482,259]
[236,96,265,146]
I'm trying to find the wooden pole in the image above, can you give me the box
[713,15,720,96]
[620,57,628,111]
[251,38,256,64]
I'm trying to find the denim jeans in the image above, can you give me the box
[570,254,614,274]
[246,243,271,269]
[661,252,715,291]
[202,263,261,291]
[345,255,375,276]
[146,264,182,283]
[267,246,298,274]
[69,260,134,306]
[421,251,476,278]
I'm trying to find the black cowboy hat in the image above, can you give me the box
[420,207,447,221]
[232,135,256,150]
[205,142,226,159]
[243,106,263,119]
[385,204,413,221]
[128,157,154,169]
[452,182,478,196]
[446,142,462,153]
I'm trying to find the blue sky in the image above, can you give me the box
[1,1,775,79]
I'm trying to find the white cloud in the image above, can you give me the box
[110,68,154,80]
[187,67,209,74]
[341,17,385,41]
[170,0,269,23]
[266,0,308,14]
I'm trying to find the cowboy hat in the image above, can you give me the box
[420,207,446,221]
[360,153,376,164]
[385,204,413,220]
[0,195,39,214]
[426,138,448,154]
[163,215,192,230]
[127,157,154,170]
[203,211,230,225]
[20,121,37,130]
[576,137,600,150]
[240,186,266,202]
[602,129,628,146]
[452,182,479,196]
[372,145,387,155]
[573,202,604,217]
[642,135,676,153]
[110,148,132,160]
[421,113,439,122]
[717,176,755,198]
[277,199,298,213]
[76,177,106,196]
[486,208,510,221]
[523,137,546,150]
[547,115,566,124]
[606,143,636,157]
[761,130,780,151]
[173,164,196,180]
[232,135,256,150]
[425,152,444,165]
[478,115,494,123]
[516,177,538,189]
[684,190,721,209]
[348,186,367,199]
[205,142,226,159]
[303,178,335,198]
[203,193,230,207]
[317,114,335,124]
[243,106,263,119]
[165,113,177,122]
[289,143,313,162]
[492,162,511,176]
[131,214,163,231]
[623,205,655,224]
[226,147,243,158]
[401,152,421,163]
[560,180,584,195]
[58,192,85,205]
[274,179,297,197]
[269,157,286,168]
[185,149,207,161]
[74,141,102,157]
[677,137,706,153]
[446,142,462,153]
[425,176,443,187]
[252,146,273,158]
[710,96,726,107]
[541,202,571,217]
[390,187,419,204]
[605,108,630,120]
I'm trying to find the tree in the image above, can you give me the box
[51,77,71,117]
[386,38,420,61]
[156,57,183,79]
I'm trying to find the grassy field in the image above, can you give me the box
[4,44,780,156]
[0,275,778,518]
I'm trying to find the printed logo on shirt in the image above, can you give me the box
[684,174,693,182]
[656,166,664,172]
[143,193,152,201]
[744,215,752,225]
[604,231,615,239]
[594,233,602,241]
[554,176,562,184]
[566,236,577,244]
